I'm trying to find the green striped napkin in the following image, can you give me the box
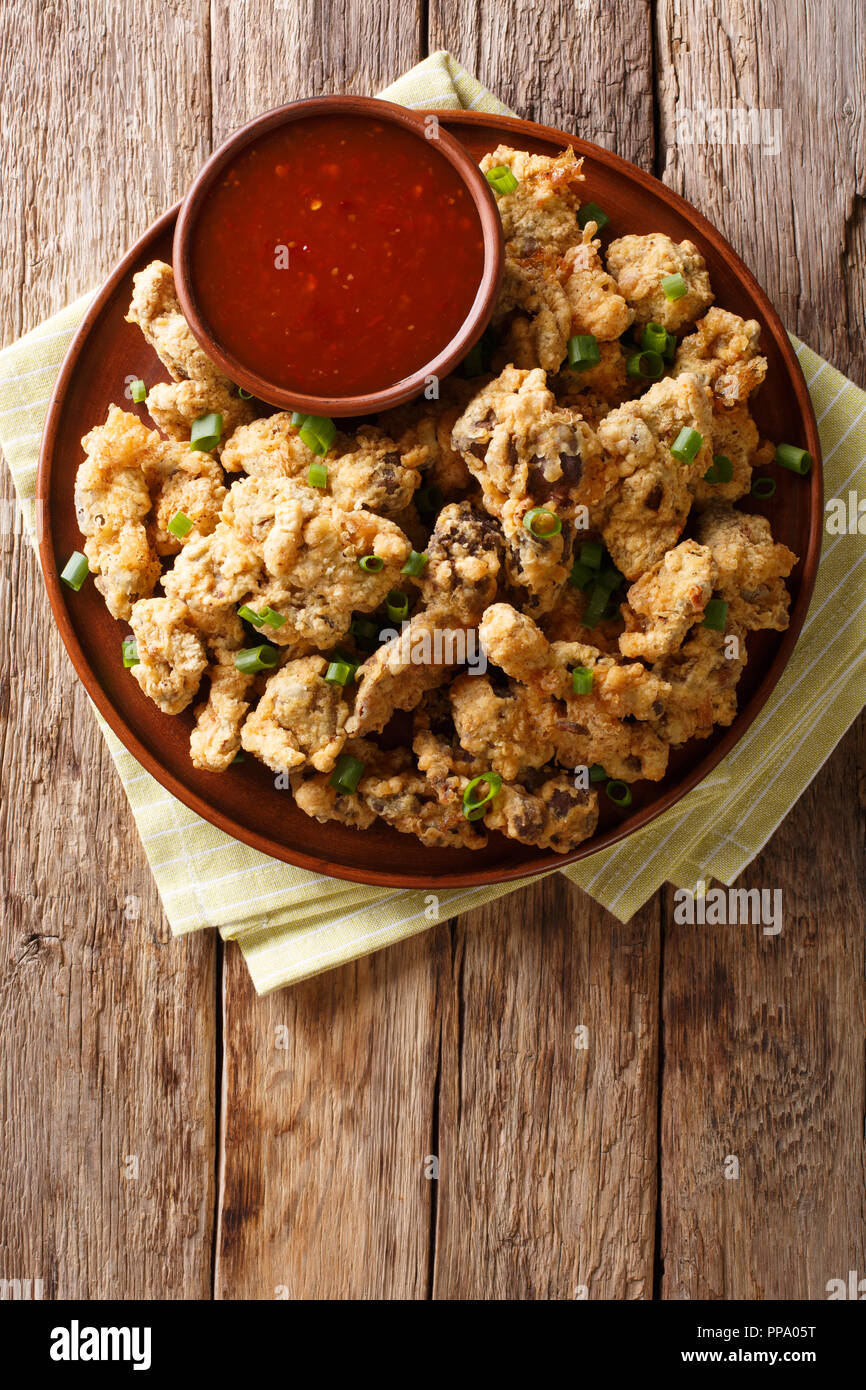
[1,53,863,992]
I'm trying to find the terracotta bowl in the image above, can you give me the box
[38,110,822,889]
[172,95,504,416]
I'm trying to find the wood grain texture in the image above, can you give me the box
[654,0,866,1299]
[0,0,216,1299]
[215,934,441,1299]
[432,877,660,1299]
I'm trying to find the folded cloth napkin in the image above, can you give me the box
[1,53,863,993]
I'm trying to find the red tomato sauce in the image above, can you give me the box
[191,114,486,397]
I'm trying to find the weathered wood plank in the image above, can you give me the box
[655,0,866,1298]
[426,0,662,1301]
[0,0,216,1298]
[211,0,434,1301]
[433,877,661,1299]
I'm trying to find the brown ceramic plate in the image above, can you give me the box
[38,111,822,889]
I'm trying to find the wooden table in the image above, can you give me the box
[2,0,864,1300]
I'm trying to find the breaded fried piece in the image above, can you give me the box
[595,374,714,578]
[606,233,714,331]
[146,443,226,556]
[162,522,263,631]
[553,340,633,412]
[652,624,747,746]
[222,476,411,650]
[451,365,614,520]
[479,145,585,257]
[619,540,716,661]
[190,621,253,773]
[146,379,255,453]
[378,378,477,495]
[240,655,349,774]
[559,225,633,341]
[419,500,503,624]
[540,583,625,655]
[75,405,161,619]
[492,257,572,372]
[128,597,207,714]
[126,260,229,388]
[673,307,767,409]
[221,415,422,516]
[691,405,760,507]
[696,503,798,631]
[501,506,573,617]
[449,672,554,779]
[346,610,458,736]
[485,771,598,854]
[550,694,670,781]
[291,738,380,832]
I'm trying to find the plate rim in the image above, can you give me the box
[36,109,823,889]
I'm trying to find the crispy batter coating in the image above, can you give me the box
[126,260,229,388]
[501,506,573,617]
[162,522,262,631]
[485,771,598,854]
[606,233,714,331]
[619,540,716,661]
[492,257,572,372]
[190,645,254,773]
[673,307,767,409]
[146,379,255,453]
[691,404,759,507]
[147,444,226,556]
[652,624,747,746]
[221,476,411,650]
[479,145,584,257]
[378,378,477,494]
[559,225,633,341]
[418,500,503,624]
[452,365,614,520]
[222,414,422,515]
[240,655,349,774]
[75,406,162,619]
[291,738,380,831]
[347,610,458,736]
[696,503,798,631]
[540,583,625,655]
[128,597,207,714]
[449,672,554,778]
[553,340,633,413]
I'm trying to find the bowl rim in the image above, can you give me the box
[172,94,505,416]
[37,108,823,889]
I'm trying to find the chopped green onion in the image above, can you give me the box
[330,754,366,794]
[661,272,687,301]
[308,462,328,488]
[577,202,609,233]
[572,666,594,695]
[567,334,601,371]
[568,560,596,590]
[290,411,307,427]
[703,454,734,485]
[751,476,777,500]
[486,165,519,196]
[461,342,485,377]
[300,414,337,455]
[122,636,139,668]
[257,606,286,629]
[597,566,623,592]
[579,540,603,569]
[640,322,668,354]
[325,661,353,686]
[415,485,444,514]
[671,426,703,464]
[662,331,677,362]
[332,647,359,669]
[775,442,811,475]
[189,412,223,452]
[605,779,633,807]
[350,616,380,648]
[167,510,193,539]
[589,763,608,782]
[702,599,729,632]
[238,604,265,627]
[358,554,384,573]
[238,387,253,399]
[234,644,279,674]
[130,378,147,403]
[462,771,503,820]
[625,349,665,381]
[401,549,428,577]
[523,506,562,539]
[582,582,610,628]
[60,551,89,591]
[386,589,410,622]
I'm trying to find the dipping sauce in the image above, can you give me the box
[191,114,486,397]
